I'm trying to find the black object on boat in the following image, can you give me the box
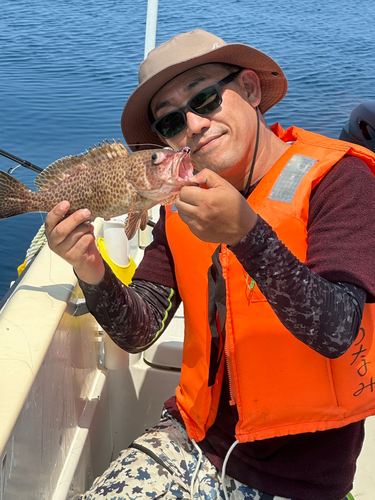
[339,101,375,153]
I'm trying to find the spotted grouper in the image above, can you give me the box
[0,141,195,239]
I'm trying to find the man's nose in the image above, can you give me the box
[185,110,211,136]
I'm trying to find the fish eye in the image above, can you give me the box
[151,152,167,165]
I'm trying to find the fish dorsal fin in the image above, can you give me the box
[35,155,86,191]
[35,140,130,191]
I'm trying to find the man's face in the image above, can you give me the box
[150,64,261,190]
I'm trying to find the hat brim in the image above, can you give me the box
[121,43,287,151]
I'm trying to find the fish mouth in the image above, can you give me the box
[164,147,198,187]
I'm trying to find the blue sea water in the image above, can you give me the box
[1,0,375,298]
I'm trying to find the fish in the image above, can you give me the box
[0,140,196,239]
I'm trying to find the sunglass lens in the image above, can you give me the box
[153,86,222,138]
[155,111,186,139]
[190,87,222,115]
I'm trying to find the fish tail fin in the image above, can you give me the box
[0,170,32,219]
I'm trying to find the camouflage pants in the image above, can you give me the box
[80,408,294,500]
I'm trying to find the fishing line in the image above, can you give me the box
[126,142,171,150]
[0,318,35,377]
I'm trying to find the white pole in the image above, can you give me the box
[144,0,159,59]
[139,0,159,249]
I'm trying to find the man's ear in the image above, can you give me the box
[240,69,261,108]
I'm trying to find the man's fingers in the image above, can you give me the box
[174,167,257,245]
[46,205,91,243]
[192,168,224,189]
[177,168,228,212]
[43,202,105,283]
[44,201,71,235]
[44,201,95,266]
[64,226,95,258]
[178,185,203,207]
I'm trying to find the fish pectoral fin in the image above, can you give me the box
[140,210,149,230]
[125,210,149,240]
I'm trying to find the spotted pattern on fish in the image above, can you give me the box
[0,141,194,238]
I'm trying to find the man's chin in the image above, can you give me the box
[192,138,226,168]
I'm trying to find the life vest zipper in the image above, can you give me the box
[220,246,237,407]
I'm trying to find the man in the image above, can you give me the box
[46,30,375,500]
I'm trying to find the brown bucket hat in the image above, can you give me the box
[121,29,287,151]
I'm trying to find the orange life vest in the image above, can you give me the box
[165,126,375,443]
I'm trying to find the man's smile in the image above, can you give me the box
[192,132,225,154]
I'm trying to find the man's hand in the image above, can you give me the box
[44,201,105,285]
[175,169,258,245]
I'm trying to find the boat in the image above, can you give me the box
[0,209,185,500]
[0,5,374,498]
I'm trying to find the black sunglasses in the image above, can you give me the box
[150,70,242,139]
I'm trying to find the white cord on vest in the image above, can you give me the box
[190,439,203,500]
[221,440,239,500]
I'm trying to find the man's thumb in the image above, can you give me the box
[192,168,222,189]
